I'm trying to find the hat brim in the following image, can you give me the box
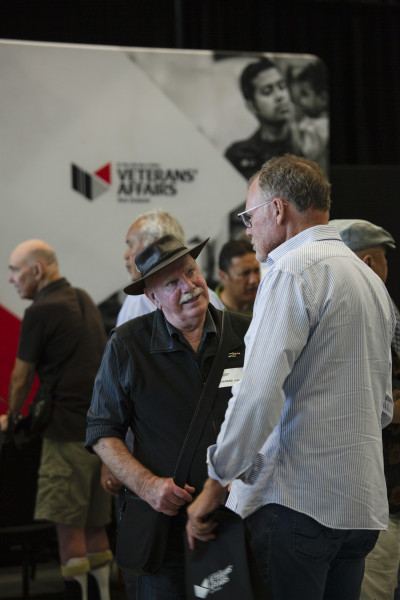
[124,237,210,296]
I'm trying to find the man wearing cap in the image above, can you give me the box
[331,218,400,358]
[86,235,250,600]
[332,218,400,600]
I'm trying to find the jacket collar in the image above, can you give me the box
[150,305,242,353]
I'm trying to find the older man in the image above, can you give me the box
[86,235,250,600]
[187,155,396,600]
[101,209,223,494]
[117,207,223,326]
[2,239,112,600]
[331,218,400,600]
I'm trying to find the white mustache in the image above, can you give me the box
[179,287,204,305]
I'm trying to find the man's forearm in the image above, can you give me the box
[93,436,195,515]
[8,359,36,420]
[93,437,156,500]
[9,382,31,419]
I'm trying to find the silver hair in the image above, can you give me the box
[135,207,185,246]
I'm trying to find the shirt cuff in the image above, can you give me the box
[206,444,232,487]
[207,444,267,487]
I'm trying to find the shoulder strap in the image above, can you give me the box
[173,310,233,488]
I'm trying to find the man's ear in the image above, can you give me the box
[362,254,373,268]
[144,287,161,309]
[218,269,229,285]
[274,197,288,225]
[34,261,44,280]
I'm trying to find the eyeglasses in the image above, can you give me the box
[238,198,288,228]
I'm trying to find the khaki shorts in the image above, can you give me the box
[35,438,112,527]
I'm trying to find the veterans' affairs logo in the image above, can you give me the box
[71,163,112,200]
[193,565,233,598]
[116,162,198,203]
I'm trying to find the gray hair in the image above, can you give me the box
[250,154,331,213]
[135,207,185,246]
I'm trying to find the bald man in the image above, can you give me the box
[2,240,112,600]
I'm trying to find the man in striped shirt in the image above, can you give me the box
[187,155,396,600]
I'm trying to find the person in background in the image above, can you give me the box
[331,218,400,600]
[86,235,250,600]
[1,239,112,600]
[215,239,260,314]
[225,57,302,180]
[187,155,395,600]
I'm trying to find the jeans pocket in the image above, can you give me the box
[293,513,346,560]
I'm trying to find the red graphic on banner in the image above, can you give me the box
[95,163,112,185]
[0,305,38,415]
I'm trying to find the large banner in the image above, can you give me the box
[0,41,329,403]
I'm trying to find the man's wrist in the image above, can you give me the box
[204,477,229,503]
[7,410,20,431]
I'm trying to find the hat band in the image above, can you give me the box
[137,245,186,276]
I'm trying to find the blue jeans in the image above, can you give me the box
[136,567,185,600]
[245,503,379,600]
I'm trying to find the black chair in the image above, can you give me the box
[0,432,57,599]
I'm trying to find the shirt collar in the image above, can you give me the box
[166,308,217,349]
[151,308,217,353]
[34,277,70,302]
[267,224,342,267]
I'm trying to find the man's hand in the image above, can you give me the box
[142,476,195,517]
[93,437,194,515]
[186,478,228,550]
[100,463,123,497]
[0,413,9,432]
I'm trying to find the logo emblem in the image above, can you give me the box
[193,565,233,597]
[71,162,112,200]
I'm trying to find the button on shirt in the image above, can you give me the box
[207,225,396,530]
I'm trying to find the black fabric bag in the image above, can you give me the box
[4,384,54,447]
[115,312,232,577]
[28,383,54,436]
[185,506,269,600]
[115,491,171,575]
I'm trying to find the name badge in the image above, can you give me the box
[219,367,243,388]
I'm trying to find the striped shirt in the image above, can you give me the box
[391,300,400,357]
[207,225,396,530]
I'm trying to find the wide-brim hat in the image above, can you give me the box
[330,219,396,252]
[124,234,210,295]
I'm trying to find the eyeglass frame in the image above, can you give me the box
[238,198,288,228]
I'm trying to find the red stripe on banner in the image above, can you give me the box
[0,305,38,416]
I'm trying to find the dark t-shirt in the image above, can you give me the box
[18,278,107,442]
[225,127,296,180]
